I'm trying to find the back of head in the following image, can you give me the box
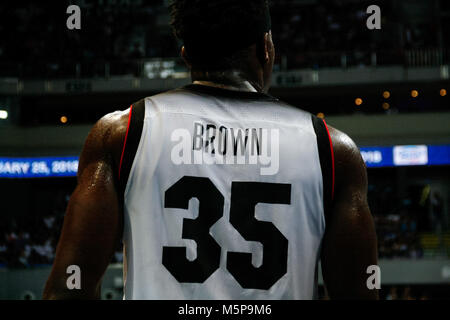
[169,0,271,72]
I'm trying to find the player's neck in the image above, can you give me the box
[191,70,262,93]
[192,80,258,92]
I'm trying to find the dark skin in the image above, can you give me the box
[43,111,128,299]
[43,31,378,299]
[321,126,379,299]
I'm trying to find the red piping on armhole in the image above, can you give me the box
[118,105,133,180]
[323,119,335,201]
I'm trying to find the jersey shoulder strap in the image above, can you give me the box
[311,115,335,219]
[118,98,146,198]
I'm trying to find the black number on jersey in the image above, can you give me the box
[162,176,291,290]
[162,177,223,283]
[227,182,291,289]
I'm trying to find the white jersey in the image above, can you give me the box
[119,84,334,300]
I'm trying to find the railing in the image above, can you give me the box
[406,49,448,68]
[420,232,450,258]
[0,49,448,79]
[0,58,188,80]
[276,48,449,71]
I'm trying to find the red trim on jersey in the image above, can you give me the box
[323,119,335,200]
[118,105,133,179]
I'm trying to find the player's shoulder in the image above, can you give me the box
[88,99,145,161]
[326,124,367,189]
[326,124,361,161]
[93,109,130,147]
[94,98,146,142]
[98,109,130,128]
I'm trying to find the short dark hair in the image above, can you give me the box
[169,0,270,71]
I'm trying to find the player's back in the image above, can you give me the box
[120,84,333,299]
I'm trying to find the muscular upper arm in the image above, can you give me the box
[320,125,379,299]
[43,110,129,300]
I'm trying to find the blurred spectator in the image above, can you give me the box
[0,188,124,268]
[431,191,444,232]
[419,291,431,300]
[386,286,398,300]
[402,286,415,300]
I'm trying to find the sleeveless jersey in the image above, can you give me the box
[119,84,334,300]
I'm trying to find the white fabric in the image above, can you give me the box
[123,87,326,300]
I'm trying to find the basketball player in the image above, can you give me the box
[43,0,378,300]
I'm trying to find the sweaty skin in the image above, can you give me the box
[320,126,379,299]
[43,110,129,299]
[42,110,378,299]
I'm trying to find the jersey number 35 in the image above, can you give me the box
[162,176,291,290]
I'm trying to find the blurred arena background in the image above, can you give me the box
[0,0,449,300]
